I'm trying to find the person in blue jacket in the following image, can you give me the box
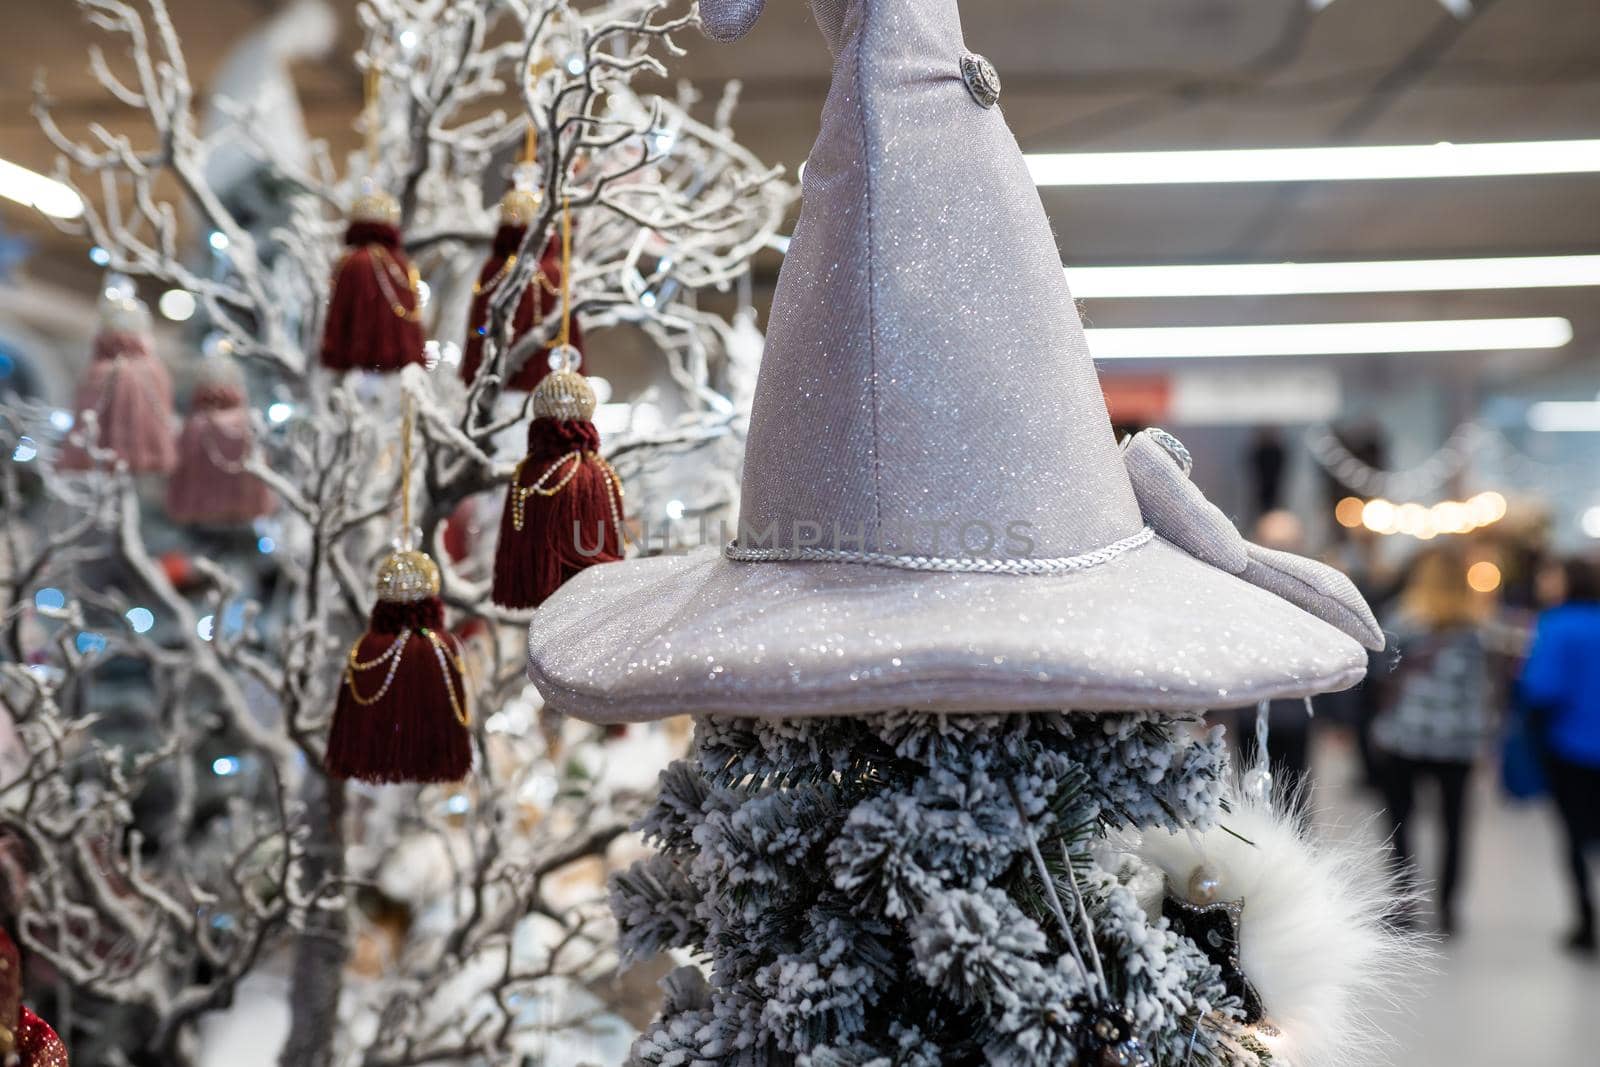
[1521,556,1600,954]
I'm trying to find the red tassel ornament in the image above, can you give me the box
[461,189,585,391]
[491,347,625,609]
[319,190,425,373]
[325,549,473,784]
[165,364,276,525]
[58,297,175,474]
[2,930,69,1067]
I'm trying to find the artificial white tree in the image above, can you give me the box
[0,1,789,1064]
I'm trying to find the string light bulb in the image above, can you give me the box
[1350,492,1507,538]
[1467,561,1502,593]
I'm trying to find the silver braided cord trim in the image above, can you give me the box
[1143,427,1193,476]
[725,525,1155,575]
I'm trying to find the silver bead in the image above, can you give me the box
[1186,864,1223,904]
[547,343,581,373]
[1242,766,1274,803]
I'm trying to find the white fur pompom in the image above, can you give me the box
[1128,782,1427,1067]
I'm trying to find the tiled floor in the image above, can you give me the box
[1315,735,1600,1066]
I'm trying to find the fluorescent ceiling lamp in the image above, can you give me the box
[0,158,83,219]
[1527,400,1600,433]
[1084,317,1572,360]
[1067,255,1600,299]
[1026,139,1600,186]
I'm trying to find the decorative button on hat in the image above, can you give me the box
[960,52,1001,108]
[527,0,1383,722]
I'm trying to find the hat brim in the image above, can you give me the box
[526,536,1369,723]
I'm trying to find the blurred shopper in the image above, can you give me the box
[1373,546,1493,936]
[1247,426,1287,519]
[1327,524,1407,793]
[1520,556,1600,954]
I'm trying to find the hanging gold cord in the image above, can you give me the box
[400,392,414,544]
[523,121,538,167]
[558,197,572,348]
[363,65,381,166]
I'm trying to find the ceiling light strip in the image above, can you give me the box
[1027,139,1600,186]
[1066,255,1600,298]
[0,157,83,220]
[1527,400,1600,433]
[1085,317,1573,360]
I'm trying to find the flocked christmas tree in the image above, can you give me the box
[1,0,788,1063]
[529,2,1422,1065]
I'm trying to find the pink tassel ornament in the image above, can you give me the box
[165,362,276,526]
[59,297,176,474]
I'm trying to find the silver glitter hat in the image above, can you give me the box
[527,0,1383,722]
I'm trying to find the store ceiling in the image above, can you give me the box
[5,0,1600,380]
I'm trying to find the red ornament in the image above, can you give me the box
[491,352,624,609]
[319,191,425,373]
[58,299,175,474]
[158,550,195,590]
[165,368,276,526]
[1,931,69,1067]
[460,190,584,392]
[442,499,489,644]
[442,498,476,565]
[324,550,472,784]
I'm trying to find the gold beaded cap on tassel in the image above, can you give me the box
[375,549,441,603]
[500,188,541,226]
[532,352,595,422]
[352,189,402,225]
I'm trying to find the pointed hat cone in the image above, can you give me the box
[528,0,1381,723]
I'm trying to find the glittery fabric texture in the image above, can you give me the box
[526,0,1377,724]
[739,0,1142,561]
[527,541,1367,722]
[1124,429,1382,649]
[1241,544,1385,649]
[1123,431,1251,574]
